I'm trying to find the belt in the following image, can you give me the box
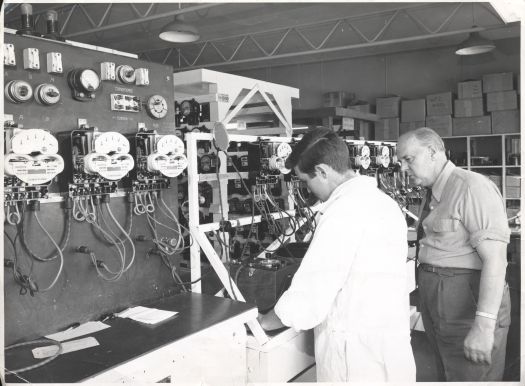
[419,263,480,276]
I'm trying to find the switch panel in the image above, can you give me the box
[110,94,141,112]
[4,43,16,66]
[46,52,63,74]
[23,47,40,70]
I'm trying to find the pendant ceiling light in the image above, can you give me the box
[455,3,495,56]
[455,30,495,55]
[159,14,199,43]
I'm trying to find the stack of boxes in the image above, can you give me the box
[484,72,520,134]
[374,96,401,140]
[425,92,454,136]
[400,99,426,135]
[506,175,521,199]
[452,79,490,135]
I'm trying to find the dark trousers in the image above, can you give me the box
[418,264,511,381]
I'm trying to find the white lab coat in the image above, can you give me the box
[275,176,416,382]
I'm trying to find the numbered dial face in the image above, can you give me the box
[146,95,168,119]
[93,132,130,154]
[359,145,371,169]
[11,129,59,155]
[78,69,100,92]
[156,135,185,155]
[276,143,292,159]
[379,146,391,168]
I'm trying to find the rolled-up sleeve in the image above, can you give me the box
[274,206,363,331]
[462,182,510,248]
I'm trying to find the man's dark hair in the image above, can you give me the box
[285,128,350,177]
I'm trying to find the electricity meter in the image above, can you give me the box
[67,68,101,101]
[378,146,391,168]
[156,134,185,155]
[34,83,61,105]
[358,145,371,169]
[146,153,188,178]
[83,152,134,181]
[5,80,33,103]
[93,132,130,154]
[146,95,168,119]
[10,128,59,154]
[276,142,292,159]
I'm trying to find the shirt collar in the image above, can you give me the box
[431,161,456,202]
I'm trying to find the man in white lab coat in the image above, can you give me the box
[258,128,416,382]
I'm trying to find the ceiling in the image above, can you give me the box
[3,2,521,73]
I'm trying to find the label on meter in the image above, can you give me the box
[84,153,134,180]
[147,153,187,177]
[4,153,64,184]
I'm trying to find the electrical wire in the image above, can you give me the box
[5,338,63,374]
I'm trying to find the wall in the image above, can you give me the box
[232,37,520,110]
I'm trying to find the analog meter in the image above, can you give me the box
[359,145,371,169]
[93,132,130,154]
[156,135,185,155]
[379,146,391,168]
[146,95,168,119]
[11,128,59,155]
[67,68,101,101]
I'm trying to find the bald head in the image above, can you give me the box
[398,127,446,153]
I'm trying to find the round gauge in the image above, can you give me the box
[94,132,130,154]
[72,69,100,92]
[381,146,389,158]
[146,95,168,119]
[5,80,33,103]
[359,145,371,170]
[147,154,168,172]
[360,145,370,158]
[11,129,59,155]
[156,135,185,155]
[162,155,188,178]
[84,153,110,174]
[276,143,292,159]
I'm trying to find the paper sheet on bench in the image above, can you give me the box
[45,321,110,342]
[33,337,99,359]
[116,306,178,324]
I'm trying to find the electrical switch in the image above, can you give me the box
[4,43,16,66]
[135,68,149,86]
[46,52,63,74]
[34,83,61,105]
[100,62,116,81]
[23,47,40,70]
[116,64,136,84]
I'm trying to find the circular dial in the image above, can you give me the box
[156,135,185,155]
[359,145,371,169]
[146,95,168,119]
[379,146,391,168]
[93,132,130,154]
[11,129,59,155]
[276,143,292,159]
[78,69,100,92]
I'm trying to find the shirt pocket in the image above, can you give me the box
[432,218,459,232]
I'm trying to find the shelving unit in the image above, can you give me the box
[443,133,521,234]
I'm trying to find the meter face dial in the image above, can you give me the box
[360,145,370,158]
[11,129,59,155]
[276,143,292,159]
[146,95,168,119]
[94,132,130,154]
[156,135,185,155]
[80,69,100,91]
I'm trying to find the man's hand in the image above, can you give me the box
[463,317,496,365]
[257,309,286,331]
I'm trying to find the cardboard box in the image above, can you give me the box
[374,117,399,140]
[506,175,521,187]
[399,121,425,135]
[458,80,483,99]
[323,91,355,107]
[376,96,401,118]
[486,90,518,111]
[491,110,520,134]
[347,103,371,113]
[482,72,514,93]
[426,115,452,137]
[426,92,453,116]
[452,116,491,136]
[454,98,484,117]
[401,99,426,122]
